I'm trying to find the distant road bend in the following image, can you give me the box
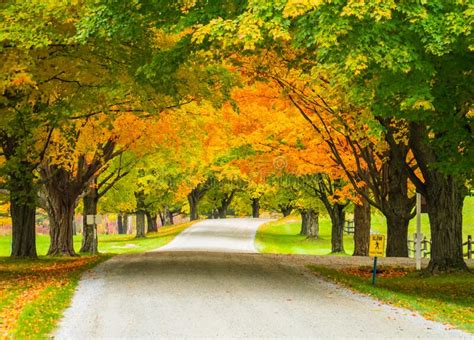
[55,218,469,339]
[155,218,269,253]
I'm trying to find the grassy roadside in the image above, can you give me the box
[255,216,355,255]
[0,255,111,338]
[256,196,474,255]
[0,221,194,257]
[86,220,195,255]
[308,265,474,333]
[0,221,193,338]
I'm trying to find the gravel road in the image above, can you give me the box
[155,218,272,253]
[55,218,471,339]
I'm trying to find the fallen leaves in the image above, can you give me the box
[0,256,102,338]
[341,266,412,279]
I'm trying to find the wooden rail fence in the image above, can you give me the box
[344,220,354,235]
[407,234,472,259]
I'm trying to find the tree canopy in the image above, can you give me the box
[0,0,472,272]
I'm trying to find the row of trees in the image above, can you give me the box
[1,1,472,273]
[189,0,473,272]
[0,1,235,256]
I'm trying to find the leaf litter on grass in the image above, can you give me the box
[0,256,103,337]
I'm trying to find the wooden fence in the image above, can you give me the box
[344,220,354,235]
[407,234,472,259]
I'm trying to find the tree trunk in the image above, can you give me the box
[152,214,159,230]
[168,210,175,225]
[146,212,158,233]
[306,209,319,239]
[188,193,199,221]
[251,198,260,218]
[353,198,371,256]
[425,176,467,272]
[409,123,467,272]
[329,204,345,253]
[217,190,235,219]
[300,209,319,238]
[280,205,293,217]
[10,167,37,258]
[117,213,124,234]
[80,187,98,253]
[187,183,209,221]
[123,213,130,234]
[218,206,227,219]
[158,211,165,226]
[385,213,410,257]
[47,196,76,256]
[41,166,79,257]
[136,212,146,238]
[135,191,146,238]
[383,135,413,257]
[300,210,308,235]
[1,120,38,258]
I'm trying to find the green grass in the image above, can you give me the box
[256,196,474,255]
[255,216,355,255]
[0,255,111,338]
[308,265,474,333]
[371,195,474,239]
[0,221,194,257]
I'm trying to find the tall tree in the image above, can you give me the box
[281,0,473,271]
[80,154,132,253]
[0,1,98,257]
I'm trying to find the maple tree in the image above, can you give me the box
[0,1,109,257]
[130,150,187,237]
[39,112,153,255]
[80,152,135,252]
[190,1,473,270]
[211,48,413,256]
[1,0,471,277]
[281,0,473,271]
[266,64,415,257]
[1,0,241,257]
[223,82,356,252]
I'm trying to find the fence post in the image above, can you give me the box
[468,235,472,260]
[421,236,428,258]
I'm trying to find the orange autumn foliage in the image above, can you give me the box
[223,81,359,203]
[45,112,158,176]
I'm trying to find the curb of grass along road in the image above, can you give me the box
[307,264,474,334]
[0,255,112,338]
